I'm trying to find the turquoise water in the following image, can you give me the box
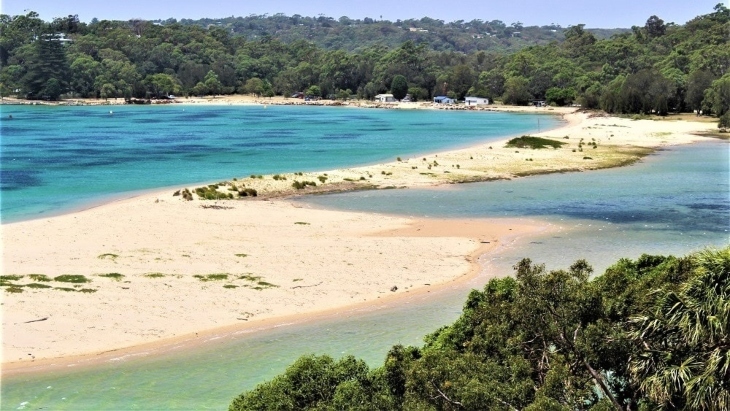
[301,142,730,274]
[0,104,559,222]
[1,107,727,410]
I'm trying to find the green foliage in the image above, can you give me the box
[194,273,229,281]
[390,74,408,100]
[719,111,730,129]
[1,5,727,121]
[98,273,124,280]
[53,275,90,283]
[545,87,576,106]
[25,282,52,289]
[628,247,730,410]
[195,185,234,200]
[502,76,532,105]
[238,188,257,197]
[229,355,371,410]
[231,246,730,410]
[506,135,567,149]
[291,180,317,190]
[306,85,321,97]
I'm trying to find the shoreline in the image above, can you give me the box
[1,106,721,375]
[1,215,549,376]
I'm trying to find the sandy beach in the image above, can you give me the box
[1,103,722,373]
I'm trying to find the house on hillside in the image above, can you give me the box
[465,96,489,106]
[433,96,455,104]
[375,94,396,103]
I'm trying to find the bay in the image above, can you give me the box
[0,104,559,222]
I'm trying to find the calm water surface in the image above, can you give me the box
[0,104,559,222]
[1,106,727,410]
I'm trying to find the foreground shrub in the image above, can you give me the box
[230,246,730,411]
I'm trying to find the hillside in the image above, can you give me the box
[1,5,728,125]
[167,14,628,53]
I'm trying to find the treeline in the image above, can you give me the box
[0,6,728,125]
[166,15,613,54]
[229,246,730,410]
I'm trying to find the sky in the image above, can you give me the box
[1,0,724,28]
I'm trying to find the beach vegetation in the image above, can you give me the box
[98,273,124,281]
[317,175,327,183]
[54,287,77,292]
[0,275,24,282]
[224,284,239,289]
[28,274,51,282]
[292,180,317,190]
[25,283,53,289]
[179,188,193,201]
[195,185,232,200]
[235,253,248,258]
[194,273,229,281]
[54,275,90,283]
[5,286,24,293]
[238,188,258,197]
[238,274,262,282]
[97,253,119,260]
[359,176,366,181]
[79,288,97,293]
[294,222,310,225]
[231,246,730,411]
[506,136,567,149]
[144,273,166,278]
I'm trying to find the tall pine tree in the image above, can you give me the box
[21,28,69,100]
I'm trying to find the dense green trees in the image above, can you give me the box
[1,5,728,123]
[390,75,408,100]
[229,246,730,410]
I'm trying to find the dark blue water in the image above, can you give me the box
[0,104,559,222]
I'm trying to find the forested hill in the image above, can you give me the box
[1,5,728,126]
[162,15,628,53]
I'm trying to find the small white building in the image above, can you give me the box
[433,96,455,104]
[375,94,396,103]
[465,96,489,106]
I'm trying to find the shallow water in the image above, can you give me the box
[302,142,730,273]
[0,105,559,222]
